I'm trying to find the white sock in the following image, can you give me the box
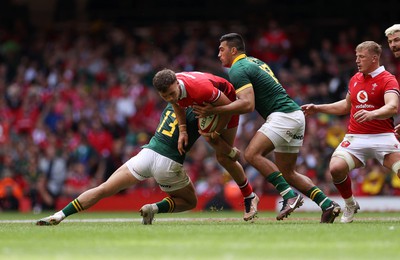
[55,210,66,219]
[151,204,159,213]
[344,196,355,205]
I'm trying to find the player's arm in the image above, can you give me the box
[172,103,188,155]
[354,92,399,122]
[210,92,236,133]
[193,86,255,117]
[302,94,351,116]
[200,93,241,161]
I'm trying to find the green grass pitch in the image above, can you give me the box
[1,211,399,260]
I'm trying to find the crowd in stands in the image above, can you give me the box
[1,13,400,211]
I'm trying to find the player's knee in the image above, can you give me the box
[391,161,400,177]
[96,183,115,197]
[330,152,354,181]
[331,151,355,171]
[244,148,257,164]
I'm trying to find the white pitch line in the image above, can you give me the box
[1,216,399,224]
[0,217,240,224]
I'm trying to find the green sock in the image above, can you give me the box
[306,186,332,210]
[62,199,84,217]
[267,171,296,200]
[156,197,175,213]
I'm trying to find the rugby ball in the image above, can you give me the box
[198,114,219,133]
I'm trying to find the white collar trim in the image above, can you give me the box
[178,79,187,99]
[369,66,385,78]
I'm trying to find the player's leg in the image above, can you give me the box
[275,151,340,223]
[209,127,259,221]
[244,128,302,220]
[383,152,400,178]
[36,164,139,226]
[139,156,196,225]
[330,150,362,223]
[208,134,241,161]
[139,182,197,225]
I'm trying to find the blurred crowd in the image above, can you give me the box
[1,9,400,212]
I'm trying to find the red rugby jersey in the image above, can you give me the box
[176,72,236,108]
[348,66,400,134]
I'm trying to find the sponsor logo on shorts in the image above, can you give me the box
[159,184,172,188]
[341,140,350,147]
[135,171,146,178]
[286,131,303,140]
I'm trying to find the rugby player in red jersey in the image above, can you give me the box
[153,69,259,221]
[302,41,400,223]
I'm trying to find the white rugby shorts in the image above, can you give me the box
[125,148,191,192]
[258,110,305,153]
[334,133,400,165]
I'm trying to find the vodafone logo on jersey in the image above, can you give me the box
[356,90,368,103]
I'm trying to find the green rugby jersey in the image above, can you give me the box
[229,54,300,119]
[143,103,200,164]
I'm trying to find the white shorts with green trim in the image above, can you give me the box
[125,148,191,192]
[258,110,305,153]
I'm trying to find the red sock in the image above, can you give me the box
[239,179,253,198]
[334,175,353,199]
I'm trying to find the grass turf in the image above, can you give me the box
[1,211,399,260]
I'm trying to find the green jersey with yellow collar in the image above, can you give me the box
[229,54,300,119]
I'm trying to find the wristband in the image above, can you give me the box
[228,148,237,159]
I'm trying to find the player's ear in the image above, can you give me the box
[231,47,237,55]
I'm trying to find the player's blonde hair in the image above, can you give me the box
[356,41,382,57]
[385,24,400,36]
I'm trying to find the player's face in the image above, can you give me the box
[218,41,233,68]
[387,32,400,58]
[355,49,377,74]
[158,80,180,104]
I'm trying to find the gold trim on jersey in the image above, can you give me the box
[232,54,247,66]
[236,83,252,94]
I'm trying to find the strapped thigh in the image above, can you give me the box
[332,150,355,171]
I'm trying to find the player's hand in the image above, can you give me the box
[395,124,400,135]
[193,103,214,117]
[178,131,188,155]
[353,109,375,123]
[301,104,317,116]
[198,130,221,139]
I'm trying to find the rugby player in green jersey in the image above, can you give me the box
[193,33,341,223]
[36,104,238,225]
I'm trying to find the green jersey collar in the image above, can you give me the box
[232,54,247,66]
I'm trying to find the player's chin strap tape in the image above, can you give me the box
[332,150,355,171]
[392,161,400,174]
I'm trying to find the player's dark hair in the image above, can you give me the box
[153,69,177,93]
[220,33,246,53]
